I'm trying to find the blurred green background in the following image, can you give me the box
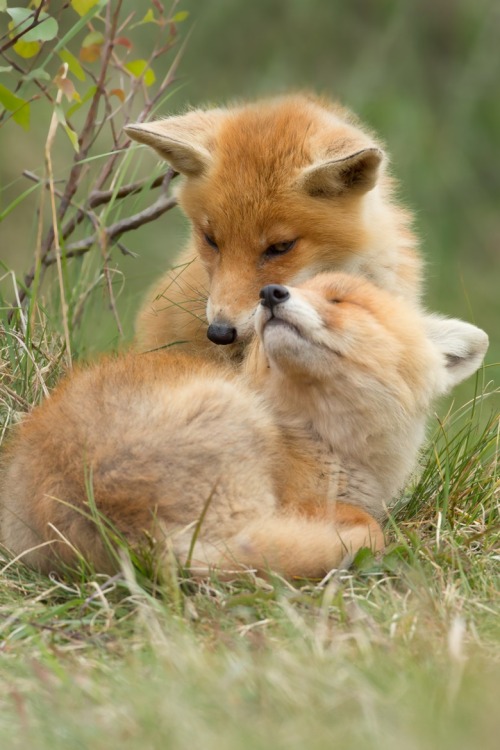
[1,0,499,396]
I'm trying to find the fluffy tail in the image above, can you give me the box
[182,503,384,579]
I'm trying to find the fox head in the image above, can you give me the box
[250,273,489,414]
[125,95,401,348]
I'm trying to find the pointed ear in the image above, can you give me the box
[124,110,223,176]
[299,147,384,197]
[425,315,489,392]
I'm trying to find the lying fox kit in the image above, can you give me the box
[0,275,487,578]
[125,94,422,358]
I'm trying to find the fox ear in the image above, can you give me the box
[299,147,384,197]
[425,315,489,392]
[124,110,223,176]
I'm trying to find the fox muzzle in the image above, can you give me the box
[259,284,291,311]
[206,322,238,345]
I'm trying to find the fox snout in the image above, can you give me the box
[206,285,292,346]
[205,293,253,346]
[206,321,238,345]
[259,285,291,312]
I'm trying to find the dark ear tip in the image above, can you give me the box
[124,126,147,145]
[124,124,145,139]
[369,147,384,162]
[355,147,384,169]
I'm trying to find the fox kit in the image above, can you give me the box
[125,94,421,359]
[0,274,487,578]
[247,274,487,523]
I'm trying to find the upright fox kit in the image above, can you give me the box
[0,274,487,578]
[125,94,421,358]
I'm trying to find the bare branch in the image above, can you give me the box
[55,172,176,258]
[23,168,172,217]
[88,174,170,208]
[39,171,176,268]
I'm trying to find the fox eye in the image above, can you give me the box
[263,240,297,258]
[203,233,219,251]
[330,298,342,304]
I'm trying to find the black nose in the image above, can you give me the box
[259,284,290,311]
[207,322,237,345]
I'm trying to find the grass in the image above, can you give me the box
[0,270,499,750]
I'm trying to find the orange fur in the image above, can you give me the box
[0,349,382,578]
[125,94,422,359]
[0,274,487,578]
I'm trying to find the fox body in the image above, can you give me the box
[0,274,487,578]
[125,94,421,358]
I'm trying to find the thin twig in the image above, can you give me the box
[42,243,136,266]
[22,169,169,238]
[88,174,167,208]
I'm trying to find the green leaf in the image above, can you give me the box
[0,66,13,73]
[144,68,156,87]
[58,49,86,81]
[140,9,156,24]
[81,30,104,48]
[21,15,57,42]
[0,82,30,129]
[124,59,147,77]
[54,102,66,127]
[7,9,58,42]
[172,11,189,22]
[0,0,7,12]
[71,0,100,16]
[13,38,41,59]
[130,8,158,30]
[63,123,79,152]
[124,59,156,87]
[11,101,29,129]
[6,8,32,24]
